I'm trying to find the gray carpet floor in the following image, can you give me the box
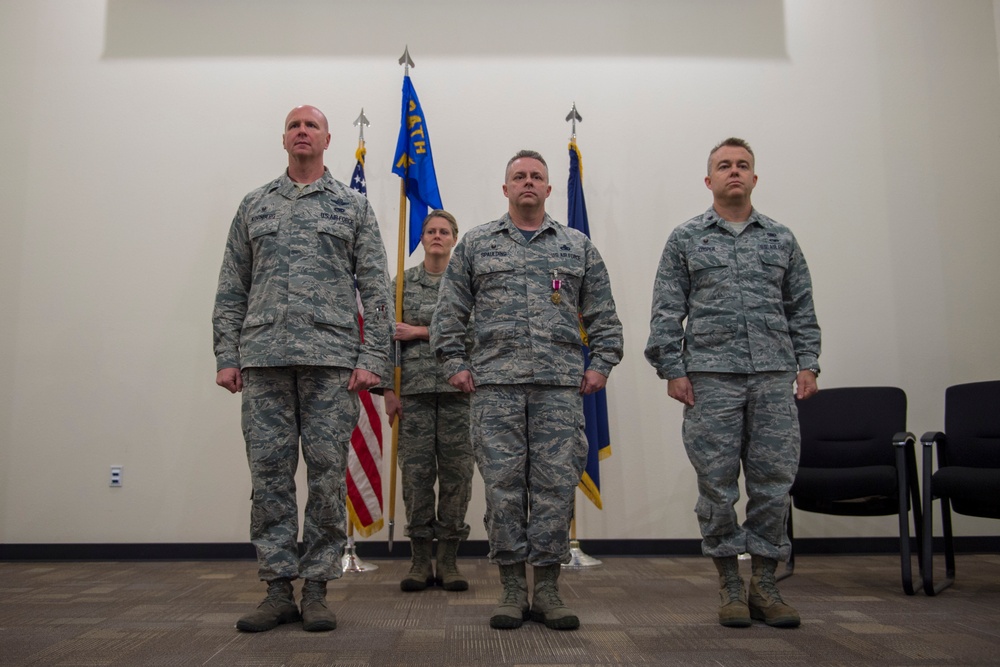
[2,553,999,666]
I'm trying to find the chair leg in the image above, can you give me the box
[941,498,956,585]
[923,497,956,595]
[906,445,924,573]
[920,440,954,596]
[895,441,915,595]
[897,484,914,595]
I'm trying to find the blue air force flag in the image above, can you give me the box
[569,140,611,510]
[392,75,443,254]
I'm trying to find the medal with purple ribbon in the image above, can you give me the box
[551,270,562,305]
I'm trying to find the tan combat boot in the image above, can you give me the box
[235,577,300,632]
[529,564,580,630]
[748,555,801,628]
[400,538,435,592]
[712,556,751,627]
[436,539,469,591]
[489,562,529,629]
[300,579,337,632]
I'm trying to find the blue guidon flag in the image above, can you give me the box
[392,75,443,254]
[568,139,611,509]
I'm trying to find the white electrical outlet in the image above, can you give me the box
[110,466,123,487]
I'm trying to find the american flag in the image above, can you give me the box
[346,145,384,537]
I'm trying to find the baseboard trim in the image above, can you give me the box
[2,536,998,561]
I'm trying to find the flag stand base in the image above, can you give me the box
[562,539,602,569]
[341,539,378,573]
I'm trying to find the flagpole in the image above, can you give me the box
[562,102,602,570]
[566,517,601,569]
[566,516,602,568]
[341,109,381,572]
[342,515,379,573]
[388,176,404,553]
[388,46,416,553]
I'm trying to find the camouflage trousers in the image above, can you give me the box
[471,384,588,567]
[241,366,357,582]
[682,372,799,561]
[398,392,474,541]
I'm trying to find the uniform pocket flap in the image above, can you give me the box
[690,317,737,334]
[547,261,585,279]
[759,250,789,269]
[550,322,582,345]
[477,322,520,342]
[317,218,354,241]
[248,219,279,239]
[688,253,729,271]
[765,314,789,332]
[244,310,276,328]
[314,306,356,328]
[475,256,516,275]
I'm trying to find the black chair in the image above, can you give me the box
[784,386,922,595]
[920,380,1000,595]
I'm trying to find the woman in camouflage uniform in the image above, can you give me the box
[384,210,474,592]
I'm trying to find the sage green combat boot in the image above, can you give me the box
[300,579,337,632]
[400,538,435,592]
[712,556,751,628]
[529,564,580,630]
[489,562,529,629]
[436,539,469,592]
[748,555,800,628]
[235,577,300,632]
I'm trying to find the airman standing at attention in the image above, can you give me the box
[431,150,623,631]
[213,105,392,633]
[645,137,820,629]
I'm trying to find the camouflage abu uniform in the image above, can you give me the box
[392,263,474,542]
[644,207,820,560]
[431,212,623,566]
[214,169,392,581]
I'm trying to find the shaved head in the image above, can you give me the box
[285,105,329,132]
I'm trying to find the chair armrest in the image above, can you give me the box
[920,431,945,448]
[891,431,917,494]
[921,431,949,468]
[892,432,916,447]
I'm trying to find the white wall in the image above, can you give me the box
[1,0,999,546]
